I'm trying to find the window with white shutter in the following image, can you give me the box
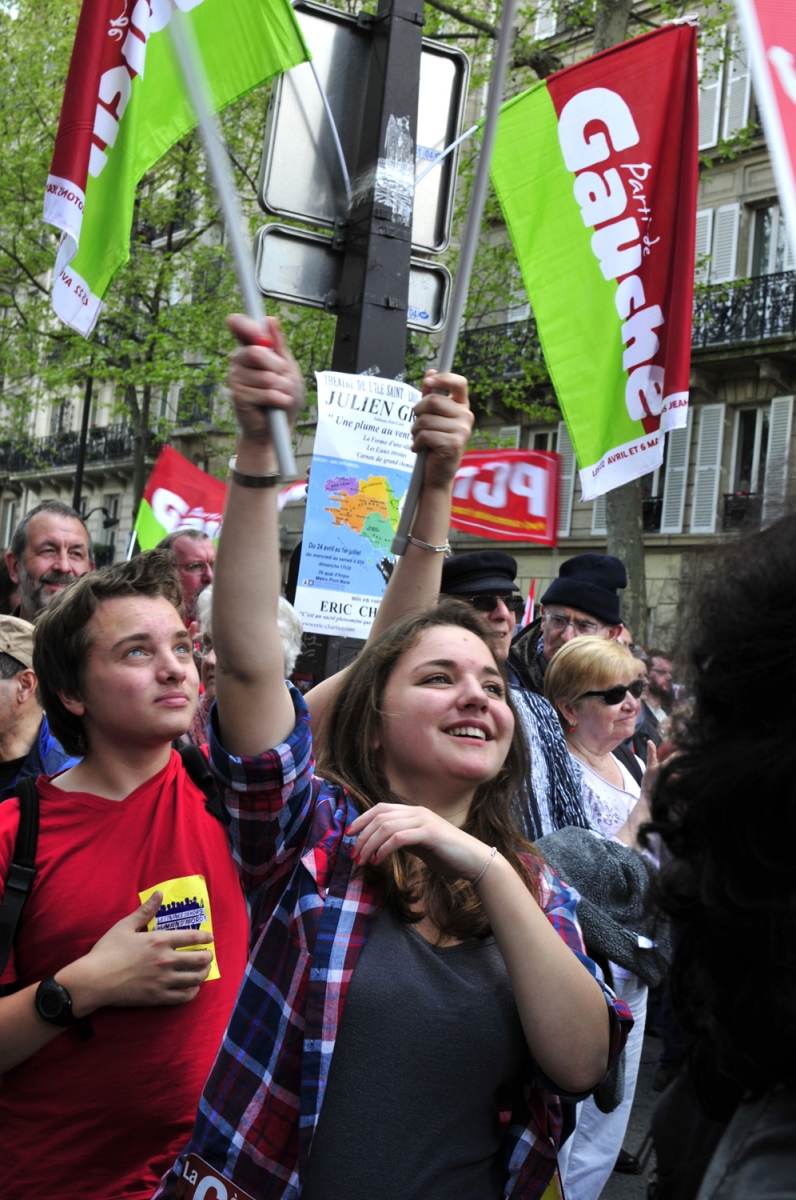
[556,420,576,539]
[694,209,713,283]
[711,204,740,282]
[690,404,726,534]
[660,412,694,534]
[698,31,725,151]
[499,425,521,448]
[762,395,793,525]
[590,493,607,536]
[534,0,557,40]
[723,31,751,138]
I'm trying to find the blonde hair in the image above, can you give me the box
[544,636,638,729]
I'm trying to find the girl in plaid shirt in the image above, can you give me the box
[157,315,632,1200]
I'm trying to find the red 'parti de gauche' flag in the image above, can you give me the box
[43,0,309,336]
[491,23,699,500]
[734,0,796,260]
[449,450,560,546]
[135,445,228,550]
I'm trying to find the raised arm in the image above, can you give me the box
[305,371,473,735]
[213,314,304,756]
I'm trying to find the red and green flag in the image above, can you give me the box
[491,23,699,500]
[135,445,227,550]
[44,0,310,336]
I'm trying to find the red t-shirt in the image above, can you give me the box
[0,752,249,1200]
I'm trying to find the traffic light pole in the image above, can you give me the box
[330,0,424,377]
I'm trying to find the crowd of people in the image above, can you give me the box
[0,313,792,1200]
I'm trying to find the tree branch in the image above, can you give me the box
[424,0,495,37]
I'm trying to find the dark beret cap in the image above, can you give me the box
[441,550,520,595]
[540,553,626,626]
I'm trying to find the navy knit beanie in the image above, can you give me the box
[540,553,626,626]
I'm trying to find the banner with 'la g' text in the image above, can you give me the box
[492,23,699,500]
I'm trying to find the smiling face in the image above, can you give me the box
[8,512,91,620]
[63,594,199,751]
[375,625,514,815]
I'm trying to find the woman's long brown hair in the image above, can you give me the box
[318,599,541,940]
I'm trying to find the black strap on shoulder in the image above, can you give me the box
[613,741,644,788]
[177,744,230,827]
[0,775,40,985]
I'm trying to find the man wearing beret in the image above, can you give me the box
[0,616,79,801]
[511,553,626,695]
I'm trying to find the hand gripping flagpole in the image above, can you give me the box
[168,9,296,478]
[391,0,520,555]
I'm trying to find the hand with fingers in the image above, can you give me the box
[226,313,305,446]
[347,802,494,883]
[62,891,215,1017]
[414,370,474,492]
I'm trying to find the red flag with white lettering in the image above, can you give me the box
[135,445,228,550]
[450,451,560,545]
[734,0,796,261]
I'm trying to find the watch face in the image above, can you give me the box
[39,989,65,1019]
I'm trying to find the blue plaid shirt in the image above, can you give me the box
[155,685,632,1200]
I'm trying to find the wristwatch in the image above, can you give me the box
[35,976,94,1040]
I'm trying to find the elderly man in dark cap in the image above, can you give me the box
[440,550,593,841]
[511,553,626,695]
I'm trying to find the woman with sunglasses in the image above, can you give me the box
[544,638,654,852]
[544,636,656,1200]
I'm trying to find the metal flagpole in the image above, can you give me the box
[391,0,521,554]
[168,10,296,478]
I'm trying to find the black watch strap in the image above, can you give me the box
[35,976,94,1041]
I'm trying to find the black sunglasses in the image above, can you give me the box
[465,593,525,616]
[579,678,645,705]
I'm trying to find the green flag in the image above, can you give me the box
[44,0,310,336]
[491,26,699,499]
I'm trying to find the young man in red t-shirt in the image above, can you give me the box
[0,312,304,1200]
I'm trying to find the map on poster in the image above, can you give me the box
[295,371,421,639]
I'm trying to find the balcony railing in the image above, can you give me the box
[0,424,161,474]
[723,492,761,531]
[458,317,543,380]
[693,271,796,348]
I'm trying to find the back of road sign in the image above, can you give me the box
[258,0,469,255]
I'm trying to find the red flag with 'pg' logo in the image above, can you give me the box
[450,450,560,546]
[135,445,228,550]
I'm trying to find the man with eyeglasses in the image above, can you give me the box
[511,553,626,697]
[157,529,215,628]
[439,551,593,841]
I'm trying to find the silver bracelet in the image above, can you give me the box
[406,534,452,555]
[472,846,497,887]
[228,455,281,489]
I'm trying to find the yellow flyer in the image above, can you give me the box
[139,875,219,980]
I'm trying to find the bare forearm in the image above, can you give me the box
[0,958,100,1075]
[214,438,295,753]
[477,855,610,1093]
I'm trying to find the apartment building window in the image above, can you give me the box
[731,407,769,494]
[725,398,793,527]
[532,429,557,453]
[49,399,74,435]
[749,204,795,276]
[698,28,751,152]
[534,0,557,40]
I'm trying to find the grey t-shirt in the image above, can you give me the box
[301,905,529,1200]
